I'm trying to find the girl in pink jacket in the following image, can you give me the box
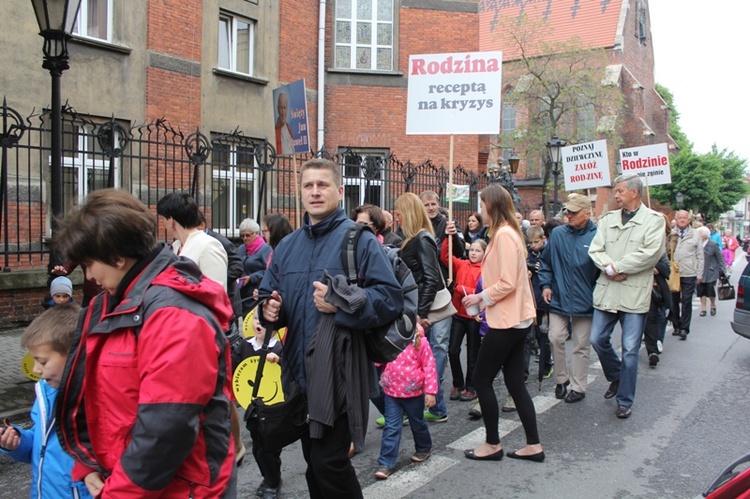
[374,325,438,480]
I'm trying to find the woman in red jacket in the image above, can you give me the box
[442,220,485,402]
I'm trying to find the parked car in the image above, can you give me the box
[731,254,750,339]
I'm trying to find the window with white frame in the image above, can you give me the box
[502,100,516,135]
[218,12,255,75]
[211,141,257,234]
[72,0,112,41]
[61,121,120,214]
[334,0,394,71]
[340,149,388,214]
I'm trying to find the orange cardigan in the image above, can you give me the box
[481,224,536,329]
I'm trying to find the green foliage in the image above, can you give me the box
[650,147,749,222]
[654,83,691,150]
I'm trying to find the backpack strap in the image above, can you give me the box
[342,223,374,285]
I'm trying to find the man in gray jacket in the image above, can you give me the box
[538,194,600,404]
[671,210,704,339]
[588,174,666,419]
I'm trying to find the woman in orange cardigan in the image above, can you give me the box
[461,185,545,463]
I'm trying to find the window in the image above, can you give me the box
[211,140,257,234]
[61,121,122,214]
[340,149,388,214]
[73,0,112,41]
[218,12,255,75]
[577,96,595,141]
[502,101,516,135]
[334,0,394,71]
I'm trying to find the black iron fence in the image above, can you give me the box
[1,100,505,271]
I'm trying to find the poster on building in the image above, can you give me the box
[272,79,310,155]
[619,143,671,186]
[561,139,611,191]
[406,51,503,135]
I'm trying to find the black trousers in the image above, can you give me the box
[677,276,697,334]
[251,436,282,488]
[448,316,481,390]
[300,413,363,499]
[472,325,540,446]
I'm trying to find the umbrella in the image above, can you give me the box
[537,312,551,391]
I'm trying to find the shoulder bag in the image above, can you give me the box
[667,255,681,293]
[428,277,457,324]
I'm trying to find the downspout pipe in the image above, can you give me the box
[317,0,326,154]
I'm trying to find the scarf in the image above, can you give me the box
[243,235,265,256]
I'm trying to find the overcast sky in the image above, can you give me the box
[649,2,750,163]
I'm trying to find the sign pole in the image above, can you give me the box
[293,155,301,228]
[448,135,454,285]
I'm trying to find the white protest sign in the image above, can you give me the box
[619,143,671,186]
[561,139,611,191]
[406,51,503,135]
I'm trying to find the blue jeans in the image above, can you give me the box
[378,394,432,469]
[589,309,646,408]
[427,317,451,417]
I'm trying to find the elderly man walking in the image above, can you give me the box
[671,210,704,339]
[538,194,600,403]
[588,174,666,419]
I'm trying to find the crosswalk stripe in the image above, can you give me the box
[362,455,458,499]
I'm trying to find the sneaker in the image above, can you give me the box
[411,450,432,462]
[449,386,462,400]
[555,381,569,400]
[501,395,517,412]
[374,467,394,480]
[255,480,269,498]
[656,340,664,353]
[649,353,659,368]
[376,414,408,428]
[459,389,477,401]
[468,400,482,418]
[543,365,554,379]
[423,410,448,423]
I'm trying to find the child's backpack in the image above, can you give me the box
[342,223,419,363]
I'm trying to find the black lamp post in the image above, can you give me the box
[676,191,684,210]
[30,0,82,235]
[489,151,521,208]
[546,136,566,216]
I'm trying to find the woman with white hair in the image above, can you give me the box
[696,226,726,317]
[237,218,272,316]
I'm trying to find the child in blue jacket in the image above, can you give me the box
[0,304,92,499]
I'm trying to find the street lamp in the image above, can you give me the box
[488,151,520,208]
[30,0,82,237]
[676,191,684,210]
[546,136,566,215]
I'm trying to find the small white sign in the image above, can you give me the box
[561,139,611,190]
[406,51,503,135]
[619,143,671,186]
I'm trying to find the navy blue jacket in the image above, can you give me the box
[259,209,403,393]
[538,220,600,317]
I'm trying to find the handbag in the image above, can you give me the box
[667,257,681,293]
[717,279,736,301]
[427,285,457,324]
[244,318,308,451]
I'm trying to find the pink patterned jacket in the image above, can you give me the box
[379,329,438,399]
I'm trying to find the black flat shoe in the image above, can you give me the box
[699,311,706,317]
[507,450,545,463]
[711,308,717,316]
[464,448,504,461]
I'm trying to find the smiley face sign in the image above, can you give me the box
[21,353,40,382]
[242,308,287,342]
[232,356,285,409]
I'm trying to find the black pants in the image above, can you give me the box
[677,276,697,334]
[448,316,481,390]
[523,310,552,377]
[643,299,666,356]
[472,325,540,446]
[300,413,362,499]
[250,434,282,488]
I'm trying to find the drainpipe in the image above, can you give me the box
[317,0,326,153]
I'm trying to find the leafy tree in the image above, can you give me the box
[487,13,624,216]
[654,83,690,150]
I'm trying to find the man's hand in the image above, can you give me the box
[84,472,105,497]
[542,288,553,304]
[612,273,628,282]
[313,281,337,314]
[262,291,282,323]
[51,265,68,276]
[446,220,457,235]
[418,317,432,329]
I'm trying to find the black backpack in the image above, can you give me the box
[342,223,419,363]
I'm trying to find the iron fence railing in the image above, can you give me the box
[1,101,509,271]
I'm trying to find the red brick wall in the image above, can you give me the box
[0,286,83,327]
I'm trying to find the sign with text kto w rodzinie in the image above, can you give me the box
[406,51,503,135]
[619,143,671,186]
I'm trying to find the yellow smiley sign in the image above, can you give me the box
[21,353,40,382]
[242,308,286,342]
[232,356,285,409]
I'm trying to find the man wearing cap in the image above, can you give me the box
[538,193,600,404]
[587,174,666,419]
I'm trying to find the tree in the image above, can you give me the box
[487,13,624,216]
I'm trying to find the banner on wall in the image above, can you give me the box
[619,143,671,186]
[406,51,503,135]
[272,79,310,155]
[561,139,612,191]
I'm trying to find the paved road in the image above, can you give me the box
[2,267,749,498]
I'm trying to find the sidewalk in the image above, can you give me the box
[0,328,35,422]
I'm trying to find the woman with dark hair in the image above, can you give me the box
[464,211,489,249]
[461,185,544,463]
[263,212,293,251]
[351,204,387,243]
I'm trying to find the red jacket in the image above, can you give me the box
[57,245,236,498]
[441,238,483,318]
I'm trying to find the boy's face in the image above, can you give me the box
[252,313,266,342]
[529,236,545,251]
[28,343,67,389]
[52,293,71,305]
